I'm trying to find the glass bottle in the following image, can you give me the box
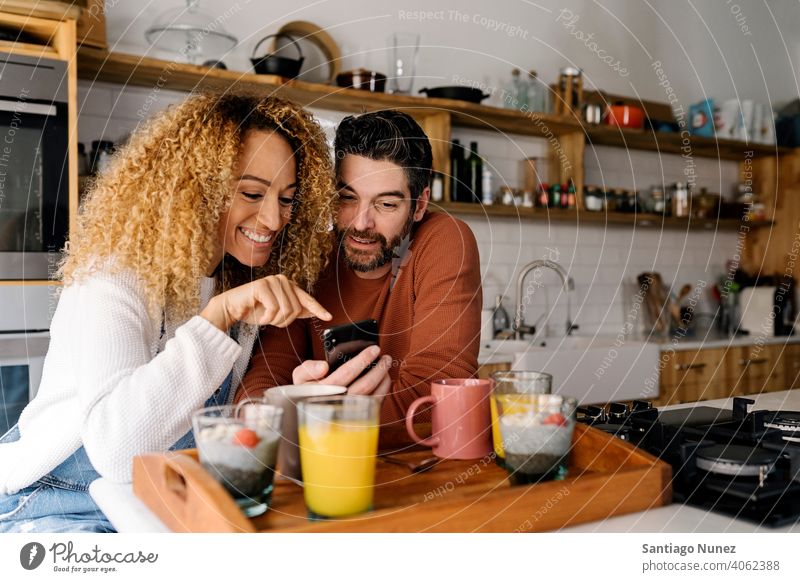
[537,183,550,208]
[467,141,483,203]
[565,182,576,208]
[449,140,464,202]
[481,165,494,205]
[431,172,444,203]
[550,183,561,207]
[671,182,690,217]
[504,68,527,111]
[527,70,545,112]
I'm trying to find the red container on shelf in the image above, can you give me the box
[605,102,645,129]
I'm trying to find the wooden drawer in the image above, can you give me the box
[783,344,800,389]
[727,344,784,395]
[660,347,727,388]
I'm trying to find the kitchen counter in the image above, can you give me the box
[89,390,800,533]
[649,332,800,351]
[478,333,800,366]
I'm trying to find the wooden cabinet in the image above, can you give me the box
[784,344,800,389]
[656,342,796,406]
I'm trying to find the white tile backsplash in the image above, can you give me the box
[464,213,736,335]
[77,80,740,336]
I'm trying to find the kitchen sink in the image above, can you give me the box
[479,335,660,405]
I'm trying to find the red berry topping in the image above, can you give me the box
[233,428,260,448]
[543,413,567,427]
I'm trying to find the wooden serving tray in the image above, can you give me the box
[132,423,672,532]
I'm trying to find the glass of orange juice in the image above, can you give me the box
[490,371,552,462]
[297,395,380,519]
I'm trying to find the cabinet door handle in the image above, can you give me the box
[675,363,707,371]
[738,357,768,366]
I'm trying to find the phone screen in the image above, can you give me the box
[322,319,379,373]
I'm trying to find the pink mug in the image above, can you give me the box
[405,378,493,460]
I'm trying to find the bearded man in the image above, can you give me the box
[237,110,482,428]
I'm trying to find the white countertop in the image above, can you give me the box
[90,390,800,533]
[478,333,800,366]
[649,333,800,351]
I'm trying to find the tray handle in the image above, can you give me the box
[134,452,255,533]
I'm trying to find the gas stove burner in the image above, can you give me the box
[764,411,800,434]
[578,397,800,526]
[696,444,778,480]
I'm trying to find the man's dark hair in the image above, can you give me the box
[334,110,433,201]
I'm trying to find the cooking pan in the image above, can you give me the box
[418,86,490,104]
[604,101,645,129]
[251,32,305,78]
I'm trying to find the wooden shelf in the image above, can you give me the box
[585,124,790,160]
[76,49,794,160]
[436,202,773,231]
[75,48,582,137]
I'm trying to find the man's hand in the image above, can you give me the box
[291,345,392,398]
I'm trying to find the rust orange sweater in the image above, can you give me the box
[236,212,483,430]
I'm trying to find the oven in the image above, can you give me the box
[0,51,69,280]
[0,51,68,430]
[0,331,48,435]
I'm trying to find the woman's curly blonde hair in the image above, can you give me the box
[59,92,334,318]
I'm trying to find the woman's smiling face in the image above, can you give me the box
[214,130,297,271]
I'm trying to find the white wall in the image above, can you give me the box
[102,0,800,107]
[83,0,779,335]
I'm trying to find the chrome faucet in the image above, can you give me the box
[513,259,577,340]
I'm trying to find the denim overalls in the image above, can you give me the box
[0,364,235,533]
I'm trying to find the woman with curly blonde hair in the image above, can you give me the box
[0,92,386,533]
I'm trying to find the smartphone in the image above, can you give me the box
[321,319,380,373]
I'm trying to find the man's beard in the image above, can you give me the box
[335,213,414,273]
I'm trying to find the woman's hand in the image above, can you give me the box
[201,275,331,331]
[291,345,392,398]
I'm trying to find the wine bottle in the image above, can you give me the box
[450,140,464,202]
[467,141,482,203]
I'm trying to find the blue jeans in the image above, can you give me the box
[0,371,234,533]
[0,425,113,533]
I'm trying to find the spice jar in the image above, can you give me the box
[650,188,665,213]
[499,186,515,206]
[610,188,628,212]
[671,182,690,217]
[537,183,550,208]
[556,67,583,115]
[584,185,604,211]
[625,190,638,213]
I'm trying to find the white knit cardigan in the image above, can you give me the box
[0,269,257,494]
